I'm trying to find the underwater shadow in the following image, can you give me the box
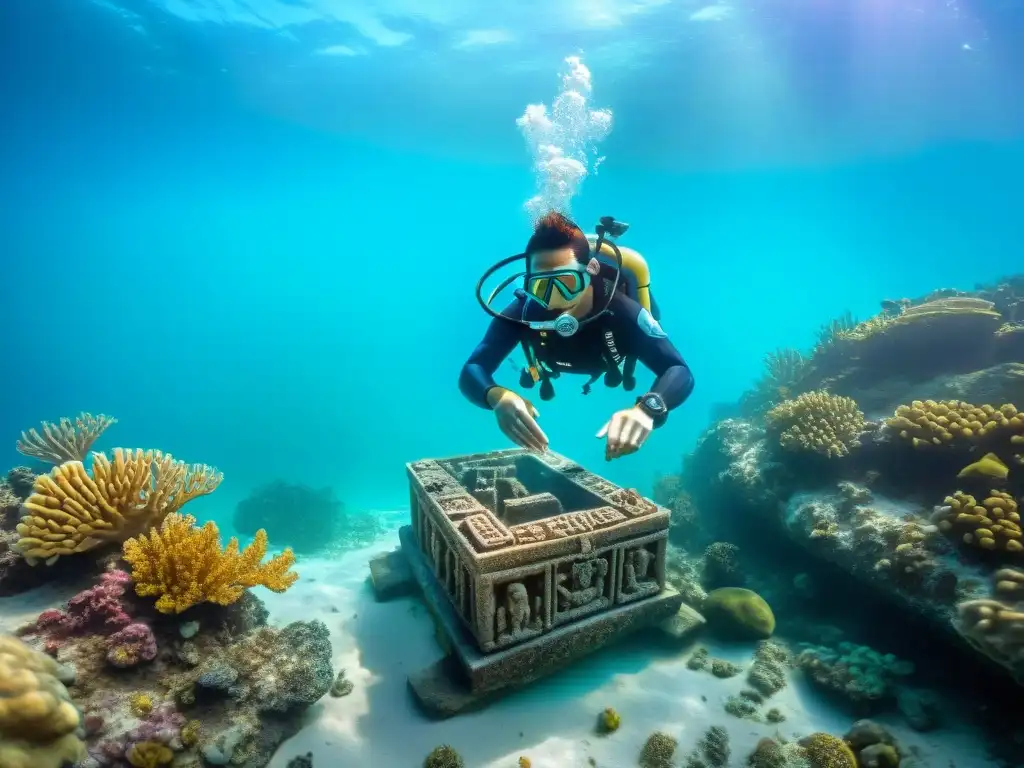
[344,568,688,766]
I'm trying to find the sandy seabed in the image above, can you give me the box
[0,516,996,768]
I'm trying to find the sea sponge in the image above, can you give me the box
[0,634,86,768]
[766,391,865,458]
[16,412,116,465]
[703,587,776,640]
[747,640,790,697]
[16,448,223,565]
[799,733,856,768]
[932,490,1022,554]
[122,513,298,614]
[424,744,464,768]
[597,706,620,733]
[640,730,678,768]
[887,399,1024,453]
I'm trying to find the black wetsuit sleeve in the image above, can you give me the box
[617,307,695,414]
[459,301,525,409]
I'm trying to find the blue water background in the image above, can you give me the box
[1,0,1022,532]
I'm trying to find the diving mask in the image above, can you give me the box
[524,266,591,309]
[474,215,626,338]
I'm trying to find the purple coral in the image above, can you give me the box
[88,704,186,766]
[106,623,157,668]
[21,569,134,651]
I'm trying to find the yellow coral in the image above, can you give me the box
[180,719,202,747]
[16,412,116,465]
[799,733,857,768]
[933,491,1023,554]
[123,513,298,614]
[887,400,1024,463]
[127,740,173,767]
[129,692,153,717]
[597,707,620,733]
[766,391,865,458]
[16,448,223,565]
[958,453,1009,480]
[0,635,86,768]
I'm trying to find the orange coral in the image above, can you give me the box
[122,513,298,614]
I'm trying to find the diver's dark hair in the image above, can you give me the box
[525,211,590,264]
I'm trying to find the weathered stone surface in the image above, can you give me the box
[400,523,681,717]
[368,548,415,601]
[658,603,707,640]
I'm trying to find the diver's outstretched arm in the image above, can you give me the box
[459,301,524,410]
[622,311,695,414]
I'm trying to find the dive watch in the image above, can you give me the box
[635,392,668,428]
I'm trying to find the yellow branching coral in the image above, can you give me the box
[887,400,1024,460]
[123,513,298,614]
[932,491,1022,554]
[16,412,116,465]
[765,391,866,458]
[0,635,86,768]
[15,448,223,566]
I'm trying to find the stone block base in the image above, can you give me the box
[368,547,416,601]
[398,525,683,717]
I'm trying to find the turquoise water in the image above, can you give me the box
[2,0,1022,525]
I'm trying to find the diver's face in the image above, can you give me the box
[529,247,587,311]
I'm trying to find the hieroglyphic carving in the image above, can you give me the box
[547,511,595,538]
[619,544,660,602]
[437,494,484,520]
[464,513,515,551]
[574,472,620,499]
[609,488,657,518]
[508,507,628,545]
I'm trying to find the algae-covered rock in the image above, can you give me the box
[703,588,776,640]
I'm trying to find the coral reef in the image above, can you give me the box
[766,392,866,458]
[932,490,1022,553]
[17,412,116,465]
[122,513,297,614]
[747,640,790,697]
[0,634,86,768]
[16,448,223,565]
[596,706,620,733]
[794,642,914,709]
[234,480,380,555]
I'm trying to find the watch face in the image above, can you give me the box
[643,394,665,413]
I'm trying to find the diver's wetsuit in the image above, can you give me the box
[459,278,695,419]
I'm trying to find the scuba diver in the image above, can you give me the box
[459,211,695,461]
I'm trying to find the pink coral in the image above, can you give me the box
[105,623,157,668]
[21,569,134,648]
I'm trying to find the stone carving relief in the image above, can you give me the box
[463,512,515,551]
[556,557,609,611]
[620,544,660,601]
[509,507,628,545]
[495,581,543,643]
[609,488,656,518]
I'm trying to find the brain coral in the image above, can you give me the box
[0,635,86,768]
[766,391,865,458]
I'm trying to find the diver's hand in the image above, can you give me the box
[596,407,653,461]
[490,388,549,453]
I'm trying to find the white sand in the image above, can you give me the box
[0,521,994,768]
[261,524,995,768]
